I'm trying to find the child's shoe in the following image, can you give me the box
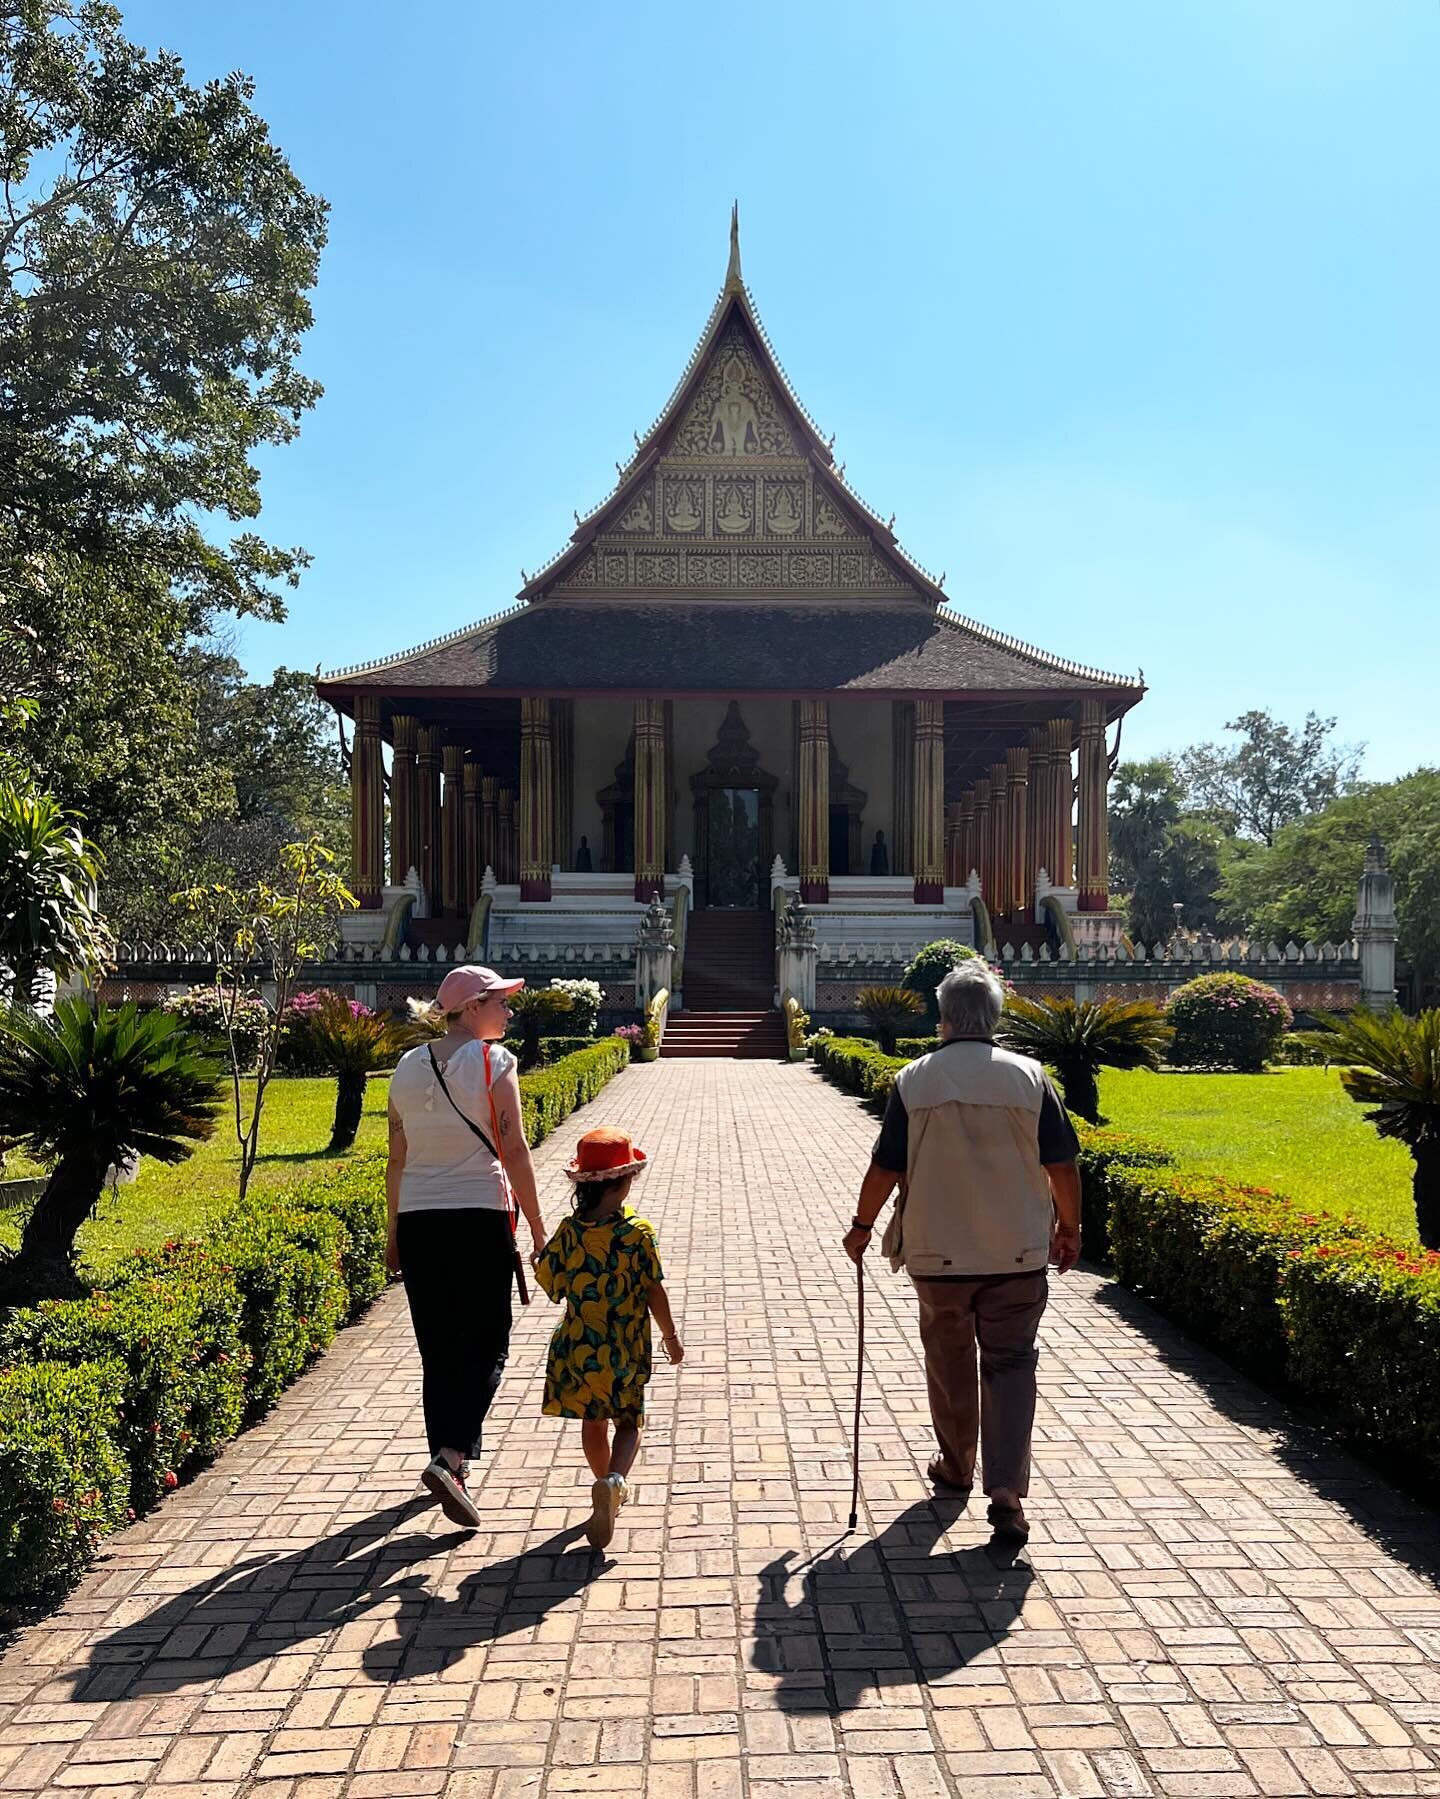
[586,1474,627,1549]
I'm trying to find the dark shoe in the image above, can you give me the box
[422,1455,482,1528]
[927,1456,973,1498]
[986,1500,1030,1546]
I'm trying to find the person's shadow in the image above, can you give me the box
[68,1500,599,1700]
[753,1500,1035,1715]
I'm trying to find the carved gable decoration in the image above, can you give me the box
[668,322,796,459]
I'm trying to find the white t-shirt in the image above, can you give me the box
[389,1039,516,1214]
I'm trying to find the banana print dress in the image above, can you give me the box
[535,1208,664,1421]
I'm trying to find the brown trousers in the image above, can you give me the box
[913,1271,1047,1497]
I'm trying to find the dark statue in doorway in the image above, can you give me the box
[870,830,890,877]
[575,836,593,872]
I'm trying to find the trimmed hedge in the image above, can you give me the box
[0,1038,630,1610]
[810,1037,907,1106]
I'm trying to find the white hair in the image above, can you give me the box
[936,960,1004,1037]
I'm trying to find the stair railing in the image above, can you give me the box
[645,985,671,1055]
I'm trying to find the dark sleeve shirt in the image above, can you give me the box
[871,1070,1081,1174]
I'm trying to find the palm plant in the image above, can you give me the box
[0,1000,223,1300]
[1000,996,1171,1124]
[857,985,925,1056]
[285,992,420,1152]
[0,784,110,1005]
[507,987,573,1070]
[1306,1008,1440,1249]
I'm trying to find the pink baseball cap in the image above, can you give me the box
[435,965,525,1012]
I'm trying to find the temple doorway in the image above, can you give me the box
[699,787,761,909]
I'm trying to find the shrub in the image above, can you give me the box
[507,988,574,1070]
[896,1037,939,1059]
[520,1040,629,1146]
[281,991,418,1151]
[901,940,978,1020]
[811,1037,908,1108]
[0,1361,130,1606]
[549,979,602,1037]
[1001,996,1170,1123]
[1072,1124,1175,1266]
[612,1024,645,1062]
[856,986,925,1056]
[163,989,270,1072]
[282,1157,388,1320]
[1167,973,1291,1072]
[504,1034,595,1067]
[0,1249,249,1510]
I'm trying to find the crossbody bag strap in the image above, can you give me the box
[482,1041,531,1306]
[427,1046,498,1157]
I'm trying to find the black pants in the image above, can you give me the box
[397,1208,514,1461]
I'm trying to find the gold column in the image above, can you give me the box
[892,701,915,877]
[944,802,963,888]
[417,725,442,906]
[912,698,945,903]
[351,695,384,908]
[520,698,554,900]
[799,699,831,902]
[958,792,976,885]
[440,743,465,915]
[463,761,482,911]
[1006,745,1029,918]
[481,776,499,880]
[499,788,517,885]
[389,713,419,888]
[1027,727,1051,890]
[987,760,1010,914]
[1077,700,1110,912]
[633,699,667,900]
[1047,717,1075,890]
[973,777,991,905]
[553,699,575,873]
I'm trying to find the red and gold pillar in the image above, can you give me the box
[1026,727,1050,891]
[440,743,465,915]
[973,777,992,904]
[417,726,442,905]
[944,802,963,888]
[1006,745,1029,918]
[1077,699,1110,911]
[912,698,945,904]
[987,760,1010,914]
[481,776,499,880]
[520,698,554,901]
[633,698,666,901]
[1047,718,1074,889]
[389,713,419,888]
[463,761,482,910]
[499,788,517,885]
[351,695,384,908]
[799,699,831,903]
[958,792,976,885]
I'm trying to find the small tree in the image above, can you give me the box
[1305,1009,1440,1250]
[857,985,925,1056]
[0,1001,223,1300]
[549,978,602,1037]
[173,838,354,1198]
[902,940,978,1022]
[1001,996,1171,1124]
[285,991,420,1152]
[1168,972,1291,1072]
[0,785,110,1006]
[507,988,573,1071]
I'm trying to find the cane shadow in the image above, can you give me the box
[69,1501,597,1701]
[752,1500,1035,1716]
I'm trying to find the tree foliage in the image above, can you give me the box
[1178,710,1361,845]
[0,782,108,1003]
[1000,996,1170,1124]
[1109,758,1227,945]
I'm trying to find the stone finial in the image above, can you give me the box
[638,896,673,948]
[770,854,787,881]
[678,854,693,880]
[778,893,817,948]
[481,865,498,895]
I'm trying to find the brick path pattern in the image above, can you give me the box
[1,1062,1438,1798]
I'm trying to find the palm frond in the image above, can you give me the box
[285,992,421,1075]
[1310,1009,1440,1147]
[1001,996,1171,1071]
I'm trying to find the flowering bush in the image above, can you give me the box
[163,989,270,1072]
[613,1023,645,1062]
[901,940,979,1020]
[1167,973,1292,1072]
[277,989,373,1073]
[550,979,603,1037]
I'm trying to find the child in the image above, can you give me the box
[535,1127,683,1549]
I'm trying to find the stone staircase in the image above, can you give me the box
[663,910,787,1060]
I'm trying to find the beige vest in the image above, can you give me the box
[883,1041,1055,1278]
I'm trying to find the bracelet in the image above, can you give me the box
[850,1218,873,1233]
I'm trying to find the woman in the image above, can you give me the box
[386,964,547,1527]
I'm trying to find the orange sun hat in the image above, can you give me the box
[564,1126,649,1184]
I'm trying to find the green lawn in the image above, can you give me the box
[1098,1066,1416,1240]
[0,1076,389,1282]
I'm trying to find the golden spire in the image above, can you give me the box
[725,200,742,293]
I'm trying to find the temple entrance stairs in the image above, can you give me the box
[663,910,786,1060]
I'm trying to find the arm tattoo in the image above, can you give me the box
[499,1106,514,1139]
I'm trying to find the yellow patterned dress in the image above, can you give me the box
[535,1208,664,1421]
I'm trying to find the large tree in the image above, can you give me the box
[1109,757,1226,945]
[1178,709,1362,845]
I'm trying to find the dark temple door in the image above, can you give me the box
[704,787,761,908]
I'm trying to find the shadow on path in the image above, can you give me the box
[71,1502,598,1700]
[752,1501,1034,1716]
[1090,1280,1440,1585]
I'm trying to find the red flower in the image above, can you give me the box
[163,1471,178,1490]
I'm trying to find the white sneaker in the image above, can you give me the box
[586,1474,628,1549]
[422,1455,482,1528]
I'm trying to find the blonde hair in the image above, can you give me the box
[405,996,452,1034]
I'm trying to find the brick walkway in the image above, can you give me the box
[2,1061,1439,1799]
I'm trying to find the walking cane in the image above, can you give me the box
[848,1254,865,1533]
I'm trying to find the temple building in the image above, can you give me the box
[318,215,1144,1028]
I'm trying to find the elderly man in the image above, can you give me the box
[844,960,1082,1545]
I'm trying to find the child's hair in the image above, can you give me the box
[574,1173,630,1222]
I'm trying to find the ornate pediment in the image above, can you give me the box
[668,320,797,459]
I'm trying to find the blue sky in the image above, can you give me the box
[125,0,1438,779]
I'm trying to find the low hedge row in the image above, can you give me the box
[811,1039,1440,1488]
[0,1041,629,1611]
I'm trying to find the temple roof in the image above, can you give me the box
[320,213,1144,710]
